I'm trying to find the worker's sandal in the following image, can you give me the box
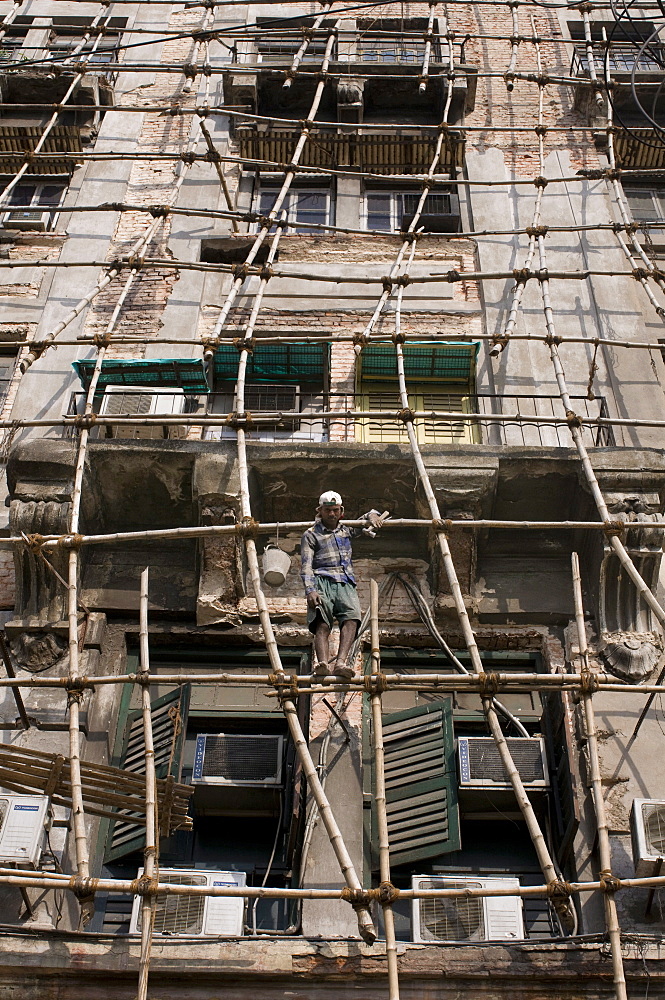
[334,663,355,679]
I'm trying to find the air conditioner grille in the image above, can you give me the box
[199,735,281,782]
[101,390,154,416]
[418,879,484,941]
[136,873,207,935]
[0,798,9,835]
[643,803,665,855]
[464,738,545,783]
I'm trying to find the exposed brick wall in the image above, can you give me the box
[0,550,16,610]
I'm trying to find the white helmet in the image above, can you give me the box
[319,490,343,507]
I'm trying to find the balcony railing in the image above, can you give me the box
[64,392,615,448]
[570,42,665,78]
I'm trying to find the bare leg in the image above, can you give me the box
[314,620,331,671]
[334,620,359,677]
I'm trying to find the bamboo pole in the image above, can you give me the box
[0,866,660,900]
[138,567,157,1000]
[571,553,627,1000]
[369,579,400,999]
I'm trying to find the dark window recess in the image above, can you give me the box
[542,692,580,869]
[568,21,665,73]
[200,237,271,265]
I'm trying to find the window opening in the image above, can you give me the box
[0,177,67,231]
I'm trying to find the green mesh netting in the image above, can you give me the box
[214,343,328,383]
[361,342,479,380]
[72,358,210,393]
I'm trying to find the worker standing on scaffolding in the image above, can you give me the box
[300,491,387,679]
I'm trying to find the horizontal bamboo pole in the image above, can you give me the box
[0,670,662,694]
[0,868,664,899]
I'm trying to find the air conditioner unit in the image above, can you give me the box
[1,209,51,232]
[192,734,284,787]
[0,794,49,867]
[99,385,187,439]
[411,875,524,943]
[129,867,246,937]
[457,737,549,789]
[630,798,665,877]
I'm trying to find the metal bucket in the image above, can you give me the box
[262,542,291,587]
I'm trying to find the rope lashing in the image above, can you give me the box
[377,881,401,905]
[70,875,98,903]
[526,224,549,237]
[130,873,158,897]
[397,407,416,423]
[22,533,45,554]
[92,332,111,349]
[56,533,84,550]
[233,337,255,353]
[580,668,600,695]
[599,870,622,894]
[235,516,260,539]
[546,878,575,900]
[432,518,454,535]
[565,409,583,429]
[72,413,98,431]
[364,672,388,694]
[478,671,501,696]
[603,520,625,538]
[513,268,531,284]
[353,332,368,351]
[392,330,406,344]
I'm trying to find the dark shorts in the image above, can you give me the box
[307,577,362,634]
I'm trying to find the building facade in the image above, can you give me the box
[0,0,663,995]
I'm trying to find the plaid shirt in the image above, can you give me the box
[300,520,365,594]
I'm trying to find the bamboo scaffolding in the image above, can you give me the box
[4,670,665,695]
[571,553,627,1000]
[0,6,112,209]
[138,567,157,1000]
[369,579,400,1000]
[224,16,376,944]
[0,866,662,899]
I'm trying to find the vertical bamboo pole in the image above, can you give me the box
[137,567,158,1000]
[571,553,627,1000]
[369,579,400,999]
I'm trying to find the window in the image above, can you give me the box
[569,21,665,74]
[0,349,18,411]
[47,26,122,66]
[364,651,577,942]
[98,649,305,936]
[624,185,665,223]
[358,36,427,64]
[258,183,331,233]
[207,342,328,443]
[365,187,460,233]
[357,343,478,445]
[0,177,67,231]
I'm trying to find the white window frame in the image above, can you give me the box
[363,186,455,233]
[624,185,665,224]
[0,177,68,232]
[256,180,332,233]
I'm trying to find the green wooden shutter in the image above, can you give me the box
[375,700,460,868]
[105,685,190,862]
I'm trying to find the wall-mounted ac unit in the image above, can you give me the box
[457,737,549,789]
[1,209,51,231]
[192,734,284,787]
[0,794,49,867]
[129,867,246,936]
[411,875,524,943]
[631,798,665,877]
[99,385,187,439]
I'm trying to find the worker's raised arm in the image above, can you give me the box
[300,529,317,595]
